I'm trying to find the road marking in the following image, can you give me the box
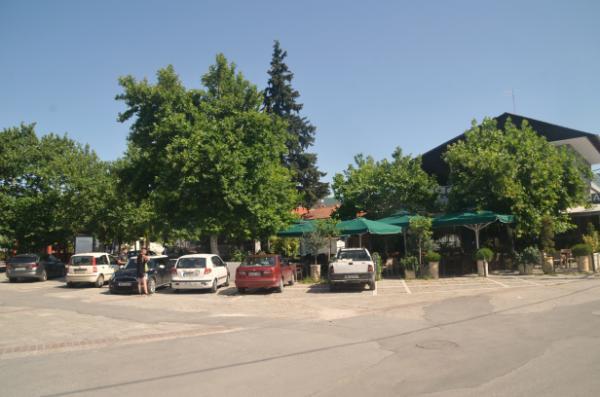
[401,279,411,294]
[517,277,541,286]
[487,277,510,288]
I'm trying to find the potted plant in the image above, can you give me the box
[541,248,555,274]
[400,256,418,280]
[571,243,592,273]
[424,251,441,279]
[518,246,540,275]
[475,247,493,277]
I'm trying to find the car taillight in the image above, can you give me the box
[30,263,38,270]
[171,267,177,275]
[367,264,374,272]
[204,268,212,275]
[92,257,97,273]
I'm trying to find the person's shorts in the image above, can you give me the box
[137,274,147,281]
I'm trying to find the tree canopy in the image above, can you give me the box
[0,124,127,252]
[332,148,439,219]
[264,40,329,208]
[116,54,299,246]
[444,117,592,242]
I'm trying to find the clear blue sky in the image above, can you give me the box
[2,0,600,182]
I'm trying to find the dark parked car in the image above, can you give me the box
[109,255,172,294]
[127,250,157,258]
[6,254,66,282]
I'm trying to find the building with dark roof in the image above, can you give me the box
[421,112,600,186]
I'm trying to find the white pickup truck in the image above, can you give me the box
[328,248,376,291]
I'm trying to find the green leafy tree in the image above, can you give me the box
[264,40,329,208]
[332,148,439,219]
[116,55,299,253]
[408,215,433,271]
[444,117,592,243]
[0,124,118,252]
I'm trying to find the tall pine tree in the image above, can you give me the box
[264,40,329,208]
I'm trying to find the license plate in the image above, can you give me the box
[248,271,261,277]
[74,269,86,273]
[345,274,359,279]
[118,282,132,287]
[183,272,195,278]
[14,268,25,272]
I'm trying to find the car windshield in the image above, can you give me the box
[242,256,275,267]
[8,255,37,264]
[337,250,370,261]
[125,258,137,270]
[177,258,206,269]
[71,256,94,266]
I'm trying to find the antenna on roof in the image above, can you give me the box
[504,89,516,113]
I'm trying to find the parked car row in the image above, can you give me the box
[4,248,377,293]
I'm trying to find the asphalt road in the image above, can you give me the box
[1,273,600,396]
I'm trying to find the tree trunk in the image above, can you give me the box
[210,235,219,255]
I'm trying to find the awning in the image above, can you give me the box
[276,220,316,237]
[336,218,403,236]
[375,211,416,228]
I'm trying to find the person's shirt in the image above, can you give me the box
[136,254,148,274]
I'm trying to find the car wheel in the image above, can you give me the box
[276,278,284,293]
[95,275,104,288]
[210,279,217,293]
[369,281,376,290]
[237,287,246,294]
[329,284,338,292]
[40,270,48,282]
[148,278,156,294]
[66,282,74,288]
[224,273,230,287]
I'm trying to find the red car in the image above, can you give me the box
[235,254,296,293]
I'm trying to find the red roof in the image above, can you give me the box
[301,205,338,220]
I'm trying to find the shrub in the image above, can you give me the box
[400,256,419,272]
[475,247,494,262]
[231,249,245,262]
[425,251,441,263]
[372,252,383,281]
[572,243,592,257]
[518,246,541,265]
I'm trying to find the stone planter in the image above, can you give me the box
[542,256,554,274]
[577,256,591,273]
[310,264,321,281]
[519,263,534,275]
[427,262,439,279]
[404,269,416,280]
[476,260,488,277]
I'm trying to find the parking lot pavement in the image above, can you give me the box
[2,271,600,396]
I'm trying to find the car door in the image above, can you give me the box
[109,255,119,275]
[212,256,227,285]
[156,257,169,286]
[98,255,110,278]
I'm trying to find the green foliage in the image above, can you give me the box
[582,223,600,253]
[475,247,494,262]
[264,41,328,207]
[116,55,299,243]
[230,249,245,262]
[518,246,541,265]
[571,243,592,257]
[372,252,383,281]
[408,215,433,266]
[0,124,126,252]
[332,148,439,220]
[400,256,419,273]
[444,117,592,242]
[269,236,299,258]
[539,216,555,253]
[425,251,441,262]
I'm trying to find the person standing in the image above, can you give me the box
[137,247,149,295]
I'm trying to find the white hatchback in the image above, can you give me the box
[66,252,119,288]
[171,254,229,293]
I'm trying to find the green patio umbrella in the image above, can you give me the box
[336,217,402,247]
[376,211,415,228]
[276,220,316,237]
[432,210,515,249]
